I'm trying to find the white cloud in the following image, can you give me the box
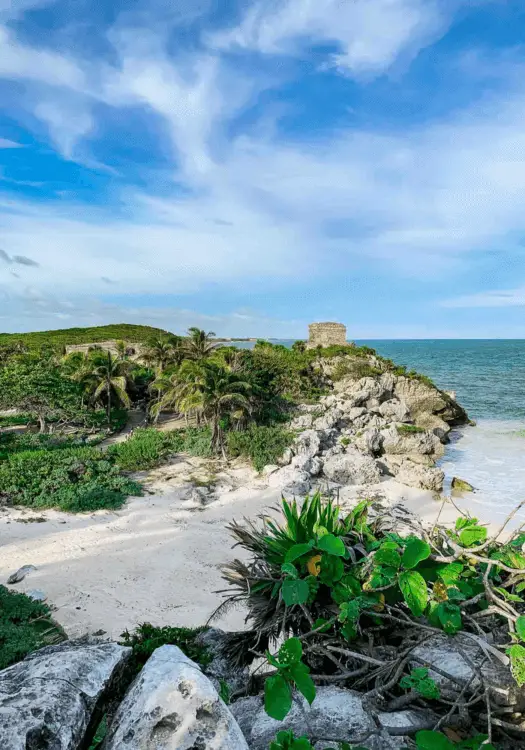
[442,288,525,308]
[211,0,447,77]
[0,138,23,148]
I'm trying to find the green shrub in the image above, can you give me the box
[109,429,182,471]
[0,447,142,511]
[396,424,425,434]
[181,426,213,457]
[0,413,33,427]
[331,360,381,382]
[120,622,211,677]
[227,425,293,471]
[0,585,65,670]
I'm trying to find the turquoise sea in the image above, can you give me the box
[237,339,525,521]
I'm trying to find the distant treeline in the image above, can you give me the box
[0,324,172,348]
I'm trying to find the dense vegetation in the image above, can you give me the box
[216,493,525,749]
[0,586,65,670]
[0,323,170,348]
[0,326,442,512]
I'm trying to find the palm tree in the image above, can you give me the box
[142,337,182,374]
[91,352,132,425]
[183,327,219,361]
[151,361,252,456]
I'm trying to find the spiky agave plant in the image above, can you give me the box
[212,492,375,665]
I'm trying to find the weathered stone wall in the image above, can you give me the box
[307,322,347,348]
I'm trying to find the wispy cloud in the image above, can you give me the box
[0,137,23,148]
[442,288,525,308]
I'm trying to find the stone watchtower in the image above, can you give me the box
[307,322,347,348]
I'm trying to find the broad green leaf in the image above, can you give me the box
[285,543,315,564]
[265,674,292,720]
[516,580,525,593]
[415,730,455,750]
[316,534,346,557]
[319,555,344,585]
[338,600,360,623]
[436,562,464,584]
[288,662,316,704]
[281,563,298,578]
[459,525,487,547]
[516,615,525,641]
[313,618,332,633]
[401,537,431,569]
[494,586,523,603]
[436,602,462,634]
[399,570,428,617]
[508,643,525,687]
[279,637,303,665]
[375,546,402,569]
[282,579,310,606]
[455,517,472,531]
[341,620,357,641]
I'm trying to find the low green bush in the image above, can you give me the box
[0,413,33,427]
[181,426,213,457]
[108,429,183,471]
[331,360,382,382]
[396,424,425,434]
[227,425,293,471]
[0,585,65,670]
[120,622,211,677]
[0,447,142,511]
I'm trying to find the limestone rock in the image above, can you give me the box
[395,459,444,491]
[381,425,443,457]
[322,449,381,485]
[0,639,131,750]
[347,406,367,421]
[268,465,311,495]
[354,427,384,456]
[313,408,342,431]
[262,464,279,476]
[277,447,294,466]
[103,645,249,750]
[7,564,36,584]
[195,629,249,696]
[231,687,378,750]
[393,377,467,425]
[290,414,314,430]
[410,635,520,708]
[379,398,410,422]
[294,429,321,459]
[291,454,322,476]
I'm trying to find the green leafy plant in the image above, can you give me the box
[227,424,293,471]
[120,623,211,677]
[399,667,440,699]
[269,732,364,750]
[414,730,496,749]
[265,637,316,720]
[0,585,65,670]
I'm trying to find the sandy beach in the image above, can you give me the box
[0,457,456,640]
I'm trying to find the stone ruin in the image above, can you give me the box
[307,321,348,349]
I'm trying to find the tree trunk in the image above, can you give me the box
[106,380,111,426]
[38,414,46,434]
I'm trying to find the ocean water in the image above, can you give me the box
[235,339,525,522]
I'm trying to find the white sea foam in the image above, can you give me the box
[440,420,525,526]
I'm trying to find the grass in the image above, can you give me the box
[119,622,211,677]
[396,424,426,434]
[227,424,294,471]
[0,585,65,670]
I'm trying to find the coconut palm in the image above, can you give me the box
[183,327,219,361]
[91,352,132,425]
[142,336,182,374]
[151,361,252,455]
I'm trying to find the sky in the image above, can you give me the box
[1,0,525,339]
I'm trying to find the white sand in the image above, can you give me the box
[0,459,461,640]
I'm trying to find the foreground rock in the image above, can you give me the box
[0,639,130,750]
[103,645,249,750]
[231,686,400,750]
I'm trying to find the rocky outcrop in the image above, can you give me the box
[103,645,249,750]
[0,639,131,750]
[267,369,467,494]
[231,686,399,750]
[323,448,381,485]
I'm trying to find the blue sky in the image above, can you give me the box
[2,0,525,338]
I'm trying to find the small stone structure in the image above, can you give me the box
[307,321,347,349]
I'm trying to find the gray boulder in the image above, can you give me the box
[393,377,467,425]
[410,635,520,708]
[291,454,323,476]
[313,409,342,431]
[379,398,410,422]
[290,414,314,430]
[268,465,311,495]
[294,429,321,459]
[354,427,384,456]
[395,459,444,491]
[231,686,387,750]
[0,639,131,750]
[381,425,443,457]
[277,447,294,466]
[323,449,381,485]
[103,645,249,750]
[347,406,367,421]
[7,564,37,584]
[195,629,249,696]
